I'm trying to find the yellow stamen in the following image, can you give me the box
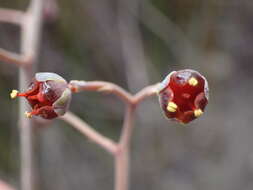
[10,90,19,99]
[194,109,203,117]
[167,102,178,112]
[24,111,32,118]
[188,77,198,86]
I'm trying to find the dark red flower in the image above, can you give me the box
[10,72,72,119]
[158,69,209,124]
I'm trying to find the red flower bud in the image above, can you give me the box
[158,69,209,124]
[10,72,72,119]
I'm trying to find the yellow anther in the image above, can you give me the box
[167,102,178,112]
[194,109,203,117]
[24,111,32,118]
[10,90,19,99]
[188,77,198,86]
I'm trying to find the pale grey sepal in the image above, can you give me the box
[35,72,66,82]
[157,71,176,93]
[53,88,72,116]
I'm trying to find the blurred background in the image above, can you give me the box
[1,0,253,189]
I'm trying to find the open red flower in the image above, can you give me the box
[158,69,209,124]
[10,72,72,119]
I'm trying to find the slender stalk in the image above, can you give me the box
[0,8,24,24]
[60,112,118,154]
[0,8,31,66]
[19,1,43,190]
[119,106,135,146]
[133,83,160,105]
[115,105,135,190]
[0,48,30,66]
[69,80,133,104]
[115,148,129,190]
[0,1,43,189]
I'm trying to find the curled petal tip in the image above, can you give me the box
[167,102,178,112]
[194,109,203,117]
[188,77,198,86]
[10,90,19,99]
[24,111,32,118]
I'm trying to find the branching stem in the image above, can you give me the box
[65,80,160,190]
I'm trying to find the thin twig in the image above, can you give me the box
[0,8,24,24]
[119,105,135,146]
[0,48,31,66]
[114,105,135,190]
[0,180,15,190]
[114,83,159,190]
[0,8,32,66]
[19,0,43,190]
[114,147,129,190]
[133,83,160,105]
[69,80,133,104]
[0,1,43,190]
[60,112,118,155]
